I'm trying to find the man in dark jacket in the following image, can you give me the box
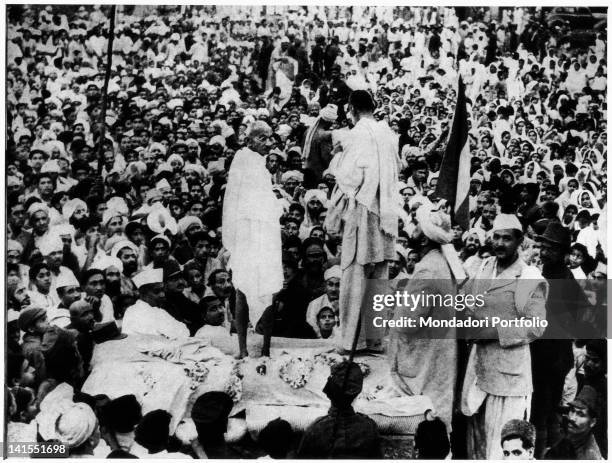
[163,260,203,335]
[297,362,382,458]
[415,409,451,459]
[530,221,593,458]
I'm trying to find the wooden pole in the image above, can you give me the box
[97,5,117,175]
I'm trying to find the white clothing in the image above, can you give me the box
[122,300,189,339]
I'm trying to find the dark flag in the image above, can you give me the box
[434,77,471,230]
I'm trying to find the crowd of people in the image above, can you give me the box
[5,4,607,459]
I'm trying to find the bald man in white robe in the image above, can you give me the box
[223,121,284,358]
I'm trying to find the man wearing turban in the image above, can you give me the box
[388,201,458,437]
[303,104,338,187]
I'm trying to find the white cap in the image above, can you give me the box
[133,268,163,288]
[492,213,523,233]
[56,271,80,289]
[90,256,124,273]
[324,265,342,281]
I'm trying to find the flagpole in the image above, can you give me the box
[97,5,117,176]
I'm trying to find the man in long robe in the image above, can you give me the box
[325,90,399,352]
[387,201,458,434]
[222,121,284,358]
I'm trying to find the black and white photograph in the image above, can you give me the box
[3,4,608,460]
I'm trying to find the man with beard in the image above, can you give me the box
[223,121,283,358]
[545,386,602,459]
[460,228,485,262]
[389,202,458,435]
[174,216,204,264]
[110,241,140,316]
[163,260,202,335]
[122,268,189,338]
[462,213,547,459]
[206,269,236,332]
[305,265,341,336]
[90,256,124,319]
[24,202,51,260]
[530,221,593,458]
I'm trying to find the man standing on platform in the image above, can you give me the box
[222,121,284,358]
[325,90,400,352]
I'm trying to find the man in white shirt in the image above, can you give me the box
[122,268,189,339]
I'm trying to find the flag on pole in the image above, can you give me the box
[434,77,471,231]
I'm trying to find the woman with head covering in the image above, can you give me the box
[571,189,601,215]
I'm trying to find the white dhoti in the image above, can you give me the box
[466,392,531,460]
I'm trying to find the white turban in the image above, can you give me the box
[281,170,304,183]
[102,208,125,228]
[303,189,328,209]
[62,198,87,221]
[55,403,98,448]
[106,197,129,217]
[90,256,124,273]
[492,213,523,233]
[7,239,23,255]
[415,202,453,244]
[324,265,341,281]
[167,153,185,168]
[27,202,49,217]
[39,234,64,256]
[148,142,167,156]
[320,104,338,122]
[462,227,486,246]
[110,240,139,259]
[184,163,207,179]
[41,159,60,173]
[178,216,203,235]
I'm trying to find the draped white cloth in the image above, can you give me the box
[222,147,284,323]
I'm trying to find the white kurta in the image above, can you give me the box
[122,300,189,339]
[222,147,283,323]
